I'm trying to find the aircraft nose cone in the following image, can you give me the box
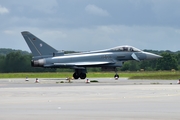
[145,52,162,60]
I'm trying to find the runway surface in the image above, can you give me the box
[0,78,180,120]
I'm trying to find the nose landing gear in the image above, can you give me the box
[114,68,119,80]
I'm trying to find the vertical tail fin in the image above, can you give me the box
[21,31,58,56]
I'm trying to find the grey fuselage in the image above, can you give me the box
[32,46,147,69]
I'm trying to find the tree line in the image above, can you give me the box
[0,48,180,73]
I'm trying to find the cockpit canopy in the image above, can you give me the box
[110,45,141,52]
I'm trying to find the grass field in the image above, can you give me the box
[0,71,180,80]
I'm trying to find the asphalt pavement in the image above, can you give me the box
[0,78,180,120]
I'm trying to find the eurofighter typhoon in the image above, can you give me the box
[21,31,162,79]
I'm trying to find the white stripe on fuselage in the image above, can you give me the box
[52,52,113,59]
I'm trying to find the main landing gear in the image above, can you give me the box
[73,69,87,79]
[73,72,86,79]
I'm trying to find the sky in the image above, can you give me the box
[0,0,180,52]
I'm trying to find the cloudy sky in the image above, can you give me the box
[1,0,180,52]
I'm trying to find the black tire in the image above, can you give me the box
[80,73,86,79]
[73,72,79,79]
[114,74,119,78]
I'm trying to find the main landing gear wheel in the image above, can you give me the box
[73,72,79,79]
[80,73,86,79]
[73,68,87,79]
[73,72,87,79]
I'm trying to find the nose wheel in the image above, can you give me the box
[114,74,119,78]
[114,68,119,79]
[114,74,119,80]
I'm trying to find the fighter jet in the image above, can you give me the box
[21,31,162,79]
